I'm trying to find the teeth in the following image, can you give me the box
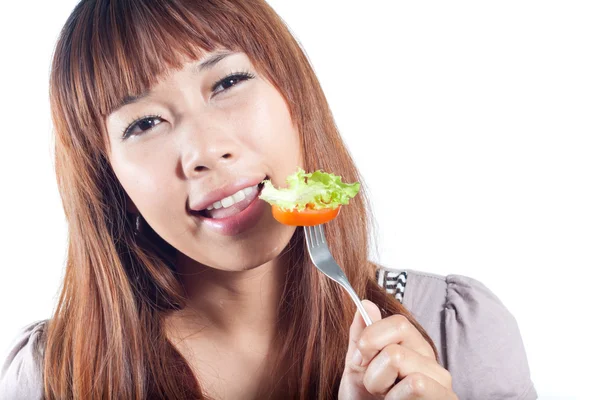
[221,196,235,208]
[204,185,256,211]
[232,190,246,202]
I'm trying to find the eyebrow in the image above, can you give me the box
[193,51,233,74]
[110,51,234,114]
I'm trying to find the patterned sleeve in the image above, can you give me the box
[375,268,407,303]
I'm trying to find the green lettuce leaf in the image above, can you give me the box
[258,168,360,211]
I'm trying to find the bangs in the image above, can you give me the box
[60,0,275,121]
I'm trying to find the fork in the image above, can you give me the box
[304,225,373,326]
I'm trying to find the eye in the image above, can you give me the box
[212,71,255,95]
[122,115,164,139]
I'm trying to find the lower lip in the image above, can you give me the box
[192,189,267,236]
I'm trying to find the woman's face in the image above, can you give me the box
[105,51,302,271]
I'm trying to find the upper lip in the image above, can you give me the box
[188,175,266,213]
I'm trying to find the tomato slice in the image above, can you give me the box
[271,205,341,226]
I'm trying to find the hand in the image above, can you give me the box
[338,300,457,399]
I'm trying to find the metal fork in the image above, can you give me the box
[304,225,373,326]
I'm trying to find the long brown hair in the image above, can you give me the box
[44,0,437,398]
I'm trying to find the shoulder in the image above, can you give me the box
[376,268,537,400]
[0,320,47,400]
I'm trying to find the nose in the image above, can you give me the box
[180,126,238,178]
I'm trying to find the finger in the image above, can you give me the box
[363,344,452,395]
[384,372,457,400]
[345,300,382,370]
[355,314,435,368]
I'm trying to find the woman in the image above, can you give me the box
[0,0,536,399]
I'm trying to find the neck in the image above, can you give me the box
[165,251,289,345]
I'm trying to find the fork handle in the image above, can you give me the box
[339,276,373,326]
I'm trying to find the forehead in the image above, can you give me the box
[63,0,288,125]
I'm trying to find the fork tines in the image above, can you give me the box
[305,225,326,247]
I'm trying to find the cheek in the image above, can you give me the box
[241,86,302,170]
[110,147,181,217]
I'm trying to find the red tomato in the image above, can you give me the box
[271,205,340,226]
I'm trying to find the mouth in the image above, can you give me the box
[188,175,270,236]
[191,176,268,220]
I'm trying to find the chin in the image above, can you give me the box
[178,224,297,272]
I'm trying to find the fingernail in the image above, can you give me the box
[352,349,363,366]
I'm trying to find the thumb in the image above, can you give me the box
[345,300,382,369]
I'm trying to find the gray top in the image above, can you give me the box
[397,269,536,399]
[0,269,536,399]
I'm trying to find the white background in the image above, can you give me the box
[1,1,598,399]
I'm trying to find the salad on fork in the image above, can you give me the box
[258,168,372,326]
[258,168,360,226]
